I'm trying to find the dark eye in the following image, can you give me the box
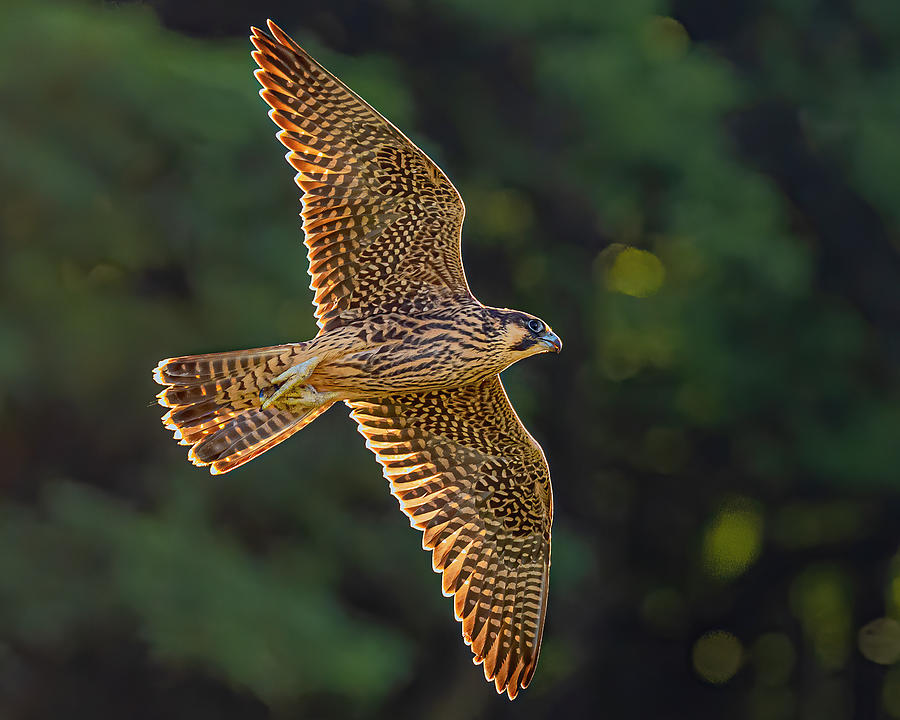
[527,318,544,334]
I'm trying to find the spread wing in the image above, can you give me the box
[251,21,472,332]
[348,376,553,699]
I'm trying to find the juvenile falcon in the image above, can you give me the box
[152,20,561,700]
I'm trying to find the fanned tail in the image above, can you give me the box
[153,344,331,474]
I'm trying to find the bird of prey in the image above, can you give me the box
[152,20,561,699]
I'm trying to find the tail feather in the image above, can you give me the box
[153,346,290,384]
[190,404,330,474]
[162,401,242,446]
[153,345,331,474]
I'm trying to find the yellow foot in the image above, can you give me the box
[259,356,322,410]
[279,385,339,412]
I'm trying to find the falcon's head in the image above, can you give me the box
[493,309,562,358]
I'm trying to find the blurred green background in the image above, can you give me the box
[1,0,899,717]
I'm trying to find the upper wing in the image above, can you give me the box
[251,21,471,332]
[348,376,553,699]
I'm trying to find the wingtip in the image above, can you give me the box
[187,446,204,467]
[266,18,287,44]
[156,388,173,408]
[162,411,191,446]
[520,661,537,689]
[152,359,172,385]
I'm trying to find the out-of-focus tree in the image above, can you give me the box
[0,0,898,718]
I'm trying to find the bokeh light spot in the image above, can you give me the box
[859,618,900,665]
[790,565,852,671]
[481,188,534,241]
[693,630,743,684]
[702,499,764,580]
[641,16,690,60]
[605,247,665,297]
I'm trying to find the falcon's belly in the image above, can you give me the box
[309,310,500,400]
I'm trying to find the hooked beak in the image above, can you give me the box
[539,330,562,353]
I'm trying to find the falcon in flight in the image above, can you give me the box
[153,20,561,699]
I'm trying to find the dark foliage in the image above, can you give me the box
[1,0,898,717]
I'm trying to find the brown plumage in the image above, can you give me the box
[152,20,561,699]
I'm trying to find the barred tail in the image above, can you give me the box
[153,345,330,474]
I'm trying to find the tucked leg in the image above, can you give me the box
[277,385,340,412]
[260,356,322,410]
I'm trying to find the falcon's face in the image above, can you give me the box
[498,310,562,358]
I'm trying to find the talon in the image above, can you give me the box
[280,385,339,411]
[260,356,322,410]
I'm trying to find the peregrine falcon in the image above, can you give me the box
[153,20,561,699]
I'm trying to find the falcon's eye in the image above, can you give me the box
[527,318,544,334]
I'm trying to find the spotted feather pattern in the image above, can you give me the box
[251,21,472,332]
[348,376,552,699]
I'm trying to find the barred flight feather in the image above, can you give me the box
[154,345,334,475]
[349,375,551,699]
[250,21,472,332]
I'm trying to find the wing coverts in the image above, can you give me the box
[349,376,552,698]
